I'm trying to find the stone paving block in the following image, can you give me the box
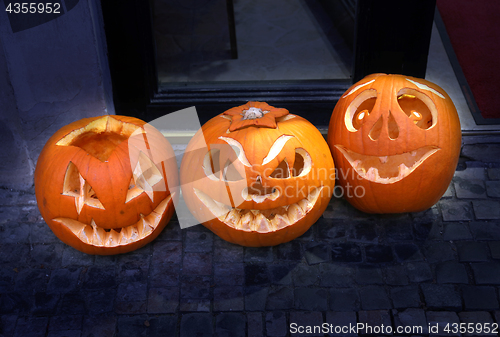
[245,263,270,286]
[156,220,181,241]
[84,289,116,314]
[440,200,474,221]
[115,281,148,314]
[473,200,500,219]
[14,268,50,292]
[115,314,149,337]
[329,288,360,311]
[422,241,457,263]
[469,221,500,240]
[266,311,287,337]
[0,315,17,337]
[463,144,500,163]
[179,299,210,312]
[454,178,487,199]
[455,167,487,180]
[461,285,499,310]
[359,285,392,310]
[405,262,433,283]
[182,252,212,275]
[245,286,268,311]
[29,243,64,269]
[180,313,213,337]
[0,243,30,268]
[393,308,428,335]
[32,291,60,315]
[456,241,489,262]
[486,180,500,198]
[213,238,244,263]
[443,222,473,241]
[421,284,462,310]
[213,286,244,311]
[384,265,409,285]
[147,315,178,337]
[489,241,500,259]
[471,262,500,284]
[325,311,357,337]
[349,222,379,243]
[303,242,331,265]
[436,261,469,284]
[364,244,393,263]
[458,311,496,335]
[214,263,245,285]
[269,264,294,285]
[390,285,422,308]
[0,292,32,315]
[244,247,273,263]
[61,247,94,267]
[29,222,59,244]
[426,311,461,336]
[292,263,320,286]
[215,313,246,337]
[147,287,179,313]
[180,275,210,301]
[393,243,423,262]
[380,219,413,242]
[488,167,500,180]
[442,183,454,198]
[13,316,49,337]
[289,311,324,336]
[184,230,213,252]
[247,312,263,337]
[330,243,362,263]
[0,221,30,243]
[149,262,180,287]
[81,314,117,337]
[152,241,182,265]
[58,293,85,315]
[357,310,392,335]
[82,266,116,290]
[49,314,83,331]
[317,219,349,241]
[319,264,355,287]
[294,287,328,311]
[322,197,367,220]
[355,265,384,285]
[46,267,82,294]
[275,241,302,261]
[266,286,294,310]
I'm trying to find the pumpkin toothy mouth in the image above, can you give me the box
[194,187,323,232]
[52,194,173,247]
[335,145,440,184]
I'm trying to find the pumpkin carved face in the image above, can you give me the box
[34,115,178,255]
[327,74,461,213]
[181,102,335,247]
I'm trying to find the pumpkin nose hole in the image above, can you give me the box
[388,111,399,140]
[369,116,383,140]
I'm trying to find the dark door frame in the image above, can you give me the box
[101,0,436,127]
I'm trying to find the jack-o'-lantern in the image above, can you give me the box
[34,115,178,255]
[327,74,461,213]
[181,102,335,246]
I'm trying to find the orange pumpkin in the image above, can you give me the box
[34,115,178,255]
[180,102,335,247]
[327,74,461,213]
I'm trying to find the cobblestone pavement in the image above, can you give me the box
[1,137,500,336]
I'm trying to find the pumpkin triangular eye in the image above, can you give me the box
[62,162,105,214]
[126,151,163,203]
[269,159,290,179]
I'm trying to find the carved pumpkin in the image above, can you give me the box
[180,102,335,247]
[34,115,178,255]
[327,74,461,213]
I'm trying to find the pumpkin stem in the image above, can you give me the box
[242,107,267,120]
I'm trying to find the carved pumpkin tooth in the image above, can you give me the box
[269,188,280,201]
[307,187,322,205]
[252,194,267,203]
[270,214,290,230]
[238,212,253,230]
[253,213,271,232]
[224,209,241,227]
[379,156,388,164]
[105,229,120,247]
[297,199,313,213]
[365,167,378,181]
[398,163,411,178]
[287,203,305,223]
[352,160,361,169]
